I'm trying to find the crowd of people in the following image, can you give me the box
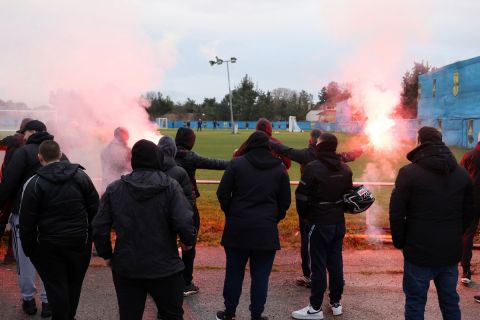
[0,118,478,320]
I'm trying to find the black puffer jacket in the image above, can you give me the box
[0,133,24,179]
[295,152,353,225]
[92,170,196,279]
[389,142,474,267]
[19,162,99,257]
[0,132,68,215]
[158,136,193,205]
[217,148,291,250]
[175,128,229,198]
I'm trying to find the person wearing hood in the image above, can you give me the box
[292,133,353,320]
[158,135,193,205]
[458,131,480,286]
[0,119,68,317]
[93,139,196,320]
[175,127,229,296]
[269,128,363,288]
[389,127,474,320]
[233,118,292,170]
[215,131,291,320]
[100,127,131,192]
[19,140,99,320]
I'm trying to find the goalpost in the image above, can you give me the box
[155,117,168,129]
[288,116,302,132]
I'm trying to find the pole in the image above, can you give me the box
[226,61,235,134]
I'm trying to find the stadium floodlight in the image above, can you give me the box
[209,56,238,134]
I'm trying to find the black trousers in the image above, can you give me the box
[113,271,184,320]
[309,223,345,310]
[182,203,200,285]
[223,248,276,319]
[299,218,311,277]
[31,242,91,320]
[461,214,480,269]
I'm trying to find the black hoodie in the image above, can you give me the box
[217,147,291,250]
[389,142,474,267]
[92,170,196,279]
[295,152,353,225]
[19,161,99,257]
[0,131,68,215]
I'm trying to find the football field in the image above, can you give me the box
[159,128,469,247]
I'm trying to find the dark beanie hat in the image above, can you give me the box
[19,120,47,134]
[243,131,270,154]
[418,126,442,144]
[256,118,273,137]
[316,133,338,153]
[131,139,163,170]
[175,127,196,150]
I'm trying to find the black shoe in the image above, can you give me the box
[41,302,52,318]
[184,282,199,296]
[252,316,268,320]
[475,295,480,303]
[216,310,236,320]
[461,269,472,284]
[22,299,37,315]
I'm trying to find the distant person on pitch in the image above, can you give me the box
[390,127,474,319]
[19,140,99,320]
[101,127,131,192]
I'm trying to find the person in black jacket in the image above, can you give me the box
[270,129,363,288]
[158,135,193,205]
[459,132,480,285]
[389,127,474,320]
[19,140,99,320]
[0,117,31,264]
[0,120,66,317]
[292,133,353,320]
[216,131,291,320]
[175,127,229,295]
[93,139,196,320]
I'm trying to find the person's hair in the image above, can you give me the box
[310,129,322,140]
[39,140,62,162]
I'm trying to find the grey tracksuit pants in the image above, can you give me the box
[9,213,48,303]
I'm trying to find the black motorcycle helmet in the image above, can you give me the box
[343,185,375,214]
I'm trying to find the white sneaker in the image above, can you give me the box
[330,302,343,316]
[291,305,323,319]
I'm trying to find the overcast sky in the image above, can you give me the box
[1,0,479,106]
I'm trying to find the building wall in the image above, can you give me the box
[418,55,480,147]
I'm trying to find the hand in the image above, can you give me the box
[180,242,193,252]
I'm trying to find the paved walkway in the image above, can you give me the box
[0,247,479,319]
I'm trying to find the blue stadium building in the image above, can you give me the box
[418,56,480,148]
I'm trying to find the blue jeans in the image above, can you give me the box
[403,260,460,320]
[223,248,276,319]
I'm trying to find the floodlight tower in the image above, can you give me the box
[209,56,237,134]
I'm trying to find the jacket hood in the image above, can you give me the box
[317,152,343,171]
[244,148,282,170]
[407,142,457,174]
[26,131,54,145]
[158,136,177,171]
[121,170,170,201]
[37,162,82,183]
[175,127,196,150]
[256,119,273,137]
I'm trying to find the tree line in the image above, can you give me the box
[145,61,433,121]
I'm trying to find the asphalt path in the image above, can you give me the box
[0,247,479,319]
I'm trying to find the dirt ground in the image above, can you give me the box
[0,246,479,319]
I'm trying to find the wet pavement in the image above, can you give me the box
[0,247,479,319]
